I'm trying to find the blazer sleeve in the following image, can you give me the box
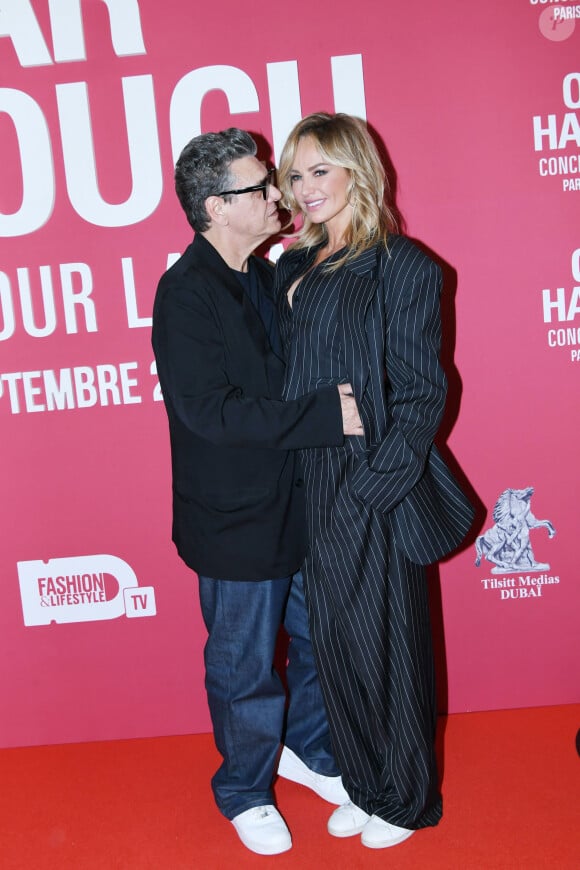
[153,273,343,450]
[351,243,446,513]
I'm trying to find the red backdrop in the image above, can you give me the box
[1,0,578,747]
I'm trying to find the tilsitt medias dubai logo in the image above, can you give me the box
[475,487,559,600]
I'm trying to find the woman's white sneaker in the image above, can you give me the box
[327,801,370,837]
[277,745,349,805]
[231,805,292,855]
[361,815,414,849]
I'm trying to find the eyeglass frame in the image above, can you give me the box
[216,168,275,201]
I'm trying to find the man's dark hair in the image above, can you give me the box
[174,128,257,232]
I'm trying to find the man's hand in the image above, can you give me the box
[337,383,364,436]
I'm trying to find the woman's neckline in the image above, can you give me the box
[310,243,347,268]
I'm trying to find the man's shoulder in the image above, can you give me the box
[154,244,217,325]
[157,241,195,286]
[156,235,220,294]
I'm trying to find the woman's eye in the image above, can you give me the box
[314,169,327,177]
[289,174,300,184]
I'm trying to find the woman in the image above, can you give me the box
[275,113,474,849]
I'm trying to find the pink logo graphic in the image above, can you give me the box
[539,8,577,42]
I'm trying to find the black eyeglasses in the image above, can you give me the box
[217,168,275,201]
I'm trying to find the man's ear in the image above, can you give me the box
[206,195,228,226]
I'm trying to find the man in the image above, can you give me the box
[152,129,362,856]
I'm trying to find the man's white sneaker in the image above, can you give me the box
[277,745,349,805]
[327,800,370,837]
[361,815,414,849]
[231,805,292,855]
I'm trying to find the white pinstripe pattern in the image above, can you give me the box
[274,236,473,828]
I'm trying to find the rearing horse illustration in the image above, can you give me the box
[475,487,556,570]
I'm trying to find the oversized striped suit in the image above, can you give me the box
[276,235,474,828]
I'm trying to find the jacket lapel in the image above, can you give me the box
[337,245,381,402]
[277,243,383,421]
[190,234,274,358]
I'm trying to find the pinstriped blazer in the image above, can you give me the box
[276,234,475,566]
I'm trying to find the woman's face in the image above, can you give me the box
[288,136,352,239]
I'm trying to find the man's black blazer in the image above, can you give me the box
[152,234,342,580]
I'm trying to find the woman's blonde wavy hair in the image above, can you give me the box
[278,113,398,269]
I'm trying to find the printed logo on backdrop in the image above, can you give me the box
[17,554,156,626]
[532,0,579,42]
[541,247,580,364]
[0,0,366,416]
[532,72,580,192]
[475,487,559,600]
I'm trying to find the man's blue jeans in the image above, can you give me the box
[198,570,339,819]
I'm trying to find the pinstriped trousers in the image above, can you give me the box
[301,439,442,829]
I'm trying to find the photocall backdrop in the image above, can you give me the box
[1,0,578,748]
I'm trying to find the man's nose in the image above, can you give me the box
[268,183,282,202]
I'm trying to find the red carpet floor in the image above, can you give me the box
[1,704,578,869]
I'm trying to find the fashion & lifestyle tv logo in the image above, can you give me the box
[17,553,156,626]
